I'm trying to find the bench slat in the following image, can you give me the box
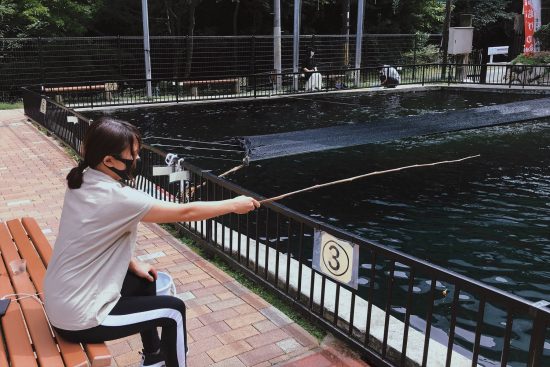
[6,220,46,293]
[10,219,91,367]
[85,344,113,367]
[0,224,38,367]
[0,329,10,367]
[21,217,52,266]
[0,222,65,367]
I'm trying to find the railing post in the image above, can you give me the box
[117,35,123,79]
[412,34,418,80]
[527,310,546,367]
[253,73,257,98]
[175,78,179,103]
[422,64,426,86]
[38,37,44,86]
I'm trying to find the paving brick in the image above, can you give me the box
[188,335,224,356]
[105,340,132,357]
[189,320,232,340]
[259,306,293,327]
[225,312,266,330]
[245,328,290,349]
[208,297,245,311]
[277,338,302,353]
[192,284,227,298]
[199,308,240,325]
[238,343,285,366]
[212,356,247,367]
[187,304,212,319]
[217,325,259,345]
[186,352,214,367]
[186,294,221,308]
[280,352,333,367]
[282,324,319,347]
[252,320,279,334]
[207,340,252,363]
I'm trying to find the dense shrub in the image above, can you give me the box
[511,51,550,65]
[535,23,550,51]
[402,33,441,64]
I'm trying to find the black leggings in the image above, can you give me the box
[54,271,187,367]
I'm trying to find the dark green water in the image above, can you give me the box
[86,90,550,365]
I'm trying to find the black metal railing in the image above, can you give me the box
[29,63,550,109]
[22,88,550,367]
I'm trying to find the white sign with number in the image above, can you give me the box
[313,230,359,289]
[40,98,47,114]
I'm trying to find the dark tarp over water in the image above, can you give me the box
[240,97,550,161]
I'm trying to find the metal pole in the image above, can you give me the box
[292,0,302,91]
[141,0,153,97]
[274,0,282,90]
[354,0,365,86]
[345,0,351,66]
[273,0,283,90]
[441,0,452,80]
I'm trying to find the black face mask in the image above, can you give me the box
[109,155,142,181]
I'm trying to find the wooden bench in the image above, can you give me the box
[42,83,119,103]
[0,218,112,367]
[178,78,240,96]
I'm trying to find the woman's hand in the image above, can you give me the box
[230,195,260,214]
[129,259,157,282]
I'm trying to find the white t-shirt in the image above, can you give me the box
[44,168,157,330]
[381,65,401,82]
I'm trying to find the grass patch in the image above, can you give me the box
[162,223,326,342]
[0,102,23,110]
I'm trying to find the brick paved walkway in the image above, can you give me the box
[0,109,369,367]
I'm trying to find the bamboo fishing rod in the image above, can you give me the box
[259,154,481,204]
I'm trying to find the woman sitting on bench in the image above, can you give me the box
[43,117,260,367]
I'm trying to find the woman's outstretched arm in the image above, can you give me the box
[142,195,260,223]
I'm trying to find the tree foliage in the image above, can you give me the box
[0,0,518,39]
[0,0,99,37]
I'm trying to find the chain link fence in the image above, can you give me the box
[1,34,443,101]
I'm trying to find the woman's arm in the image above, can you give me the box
[142,195,260,223]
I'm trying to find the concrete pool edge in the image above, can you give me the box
[74,84,550,113]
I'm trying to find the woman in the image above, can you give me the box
[44,117,259,367]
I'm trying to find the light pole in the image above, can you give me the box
[354,0,365,86]
[292,0,302,91]
[274,0,282,89]
[141,0,152,98]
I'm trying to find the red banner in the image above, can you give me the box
[524,0,535,53]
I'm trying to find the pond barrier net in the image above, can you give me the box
[240,97,550,161]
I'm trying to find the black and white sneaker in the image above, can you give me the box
[139,349,165,367]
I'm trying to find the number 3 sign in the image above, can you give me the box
[313,230,359,289]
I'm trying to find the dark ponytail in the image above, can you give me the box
[66,117,141,189]
[66,160,89,189]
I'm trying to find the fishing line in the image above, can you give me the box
[259,155,480,204]
[149,143,244,154]
[145,136,241,148]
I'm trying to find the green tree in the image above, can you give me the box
[0,0,99,37]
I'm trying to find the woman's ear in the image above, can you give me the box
[102,155,114,168]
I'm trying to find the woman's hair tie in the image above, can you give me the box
[78,160,89,171]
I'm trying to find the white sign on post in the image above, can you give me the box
[39,99,47,114]
[313,230,359,289]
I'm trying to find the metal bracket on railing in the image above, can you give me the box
[169,158,189,183]
[152,153,180,177]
